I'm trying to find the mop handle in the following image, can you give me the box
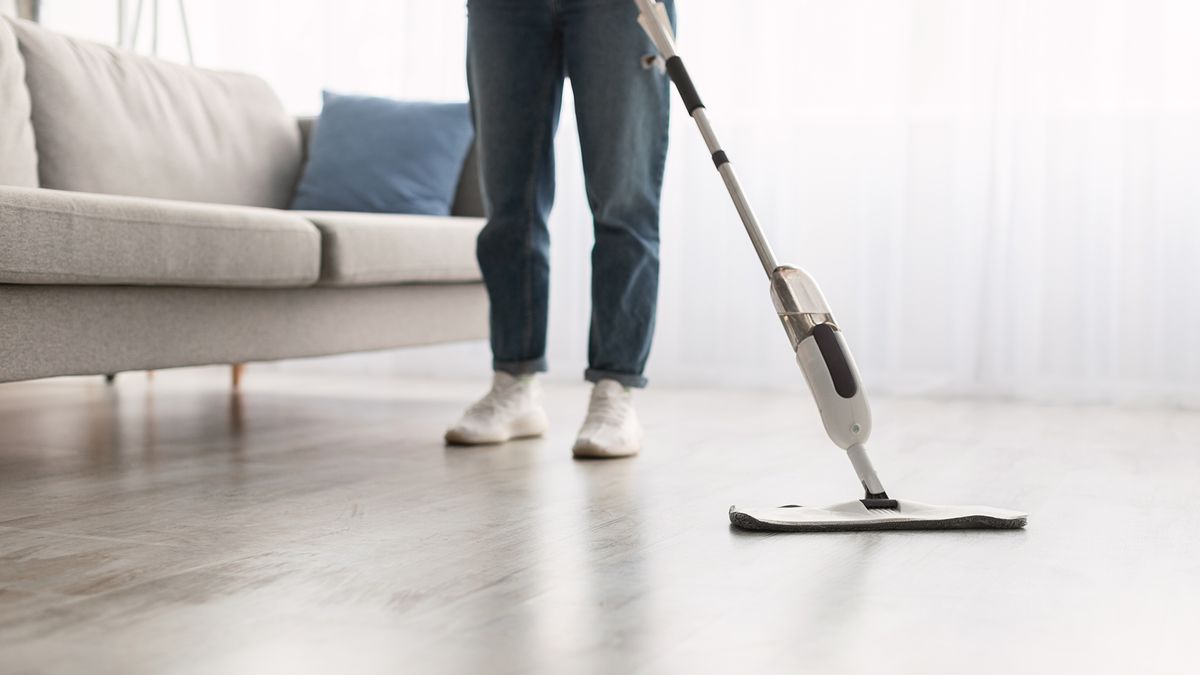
[635,1,889,500]
[634,0,779,277]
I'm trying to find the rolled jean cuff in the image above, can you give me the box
[494,357,547,376]
[585,368,647,389]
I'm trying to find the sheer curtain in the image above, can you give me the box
[136,0,1200,405]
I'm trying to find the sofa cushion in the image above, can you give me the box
[7,18,301,208]
[295,211,483,286]
[296,115,486,219]
[0,186,320,287]
[0,19,37,187]
[291,93,474,215]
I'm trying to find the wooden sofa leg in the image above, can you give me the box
[104,373,117,385]
[232,363,245,390]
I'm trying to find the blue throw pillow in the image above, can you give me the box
[291,92,474,215]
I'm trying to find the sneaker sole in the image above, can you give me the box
[444,411,549,446]
[571,440,640,459]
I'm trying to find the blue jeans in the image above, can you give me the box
[467,0,674,389]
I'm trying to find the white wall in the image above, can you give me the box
[35,0,1200,406]
[186,1,469,112]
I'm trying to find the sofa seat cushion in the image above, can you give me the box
[0,186,320,287]
[0,19,37,187]
[7,18,301,208]
[295,211,483,286]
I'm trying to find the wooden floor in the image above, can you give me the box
[0,369,1195,674]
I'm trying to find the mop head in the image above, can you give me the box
[729,499,1027,532]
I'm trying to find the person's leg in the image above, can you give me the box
[468,0,564,377]
[447,0,564,445]
[562,0,674,457]
[563,0,673,390]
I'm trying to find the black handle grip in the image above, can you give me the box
[665,56,704,115]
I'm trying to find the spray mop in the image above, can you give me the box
[634,0,1026,532]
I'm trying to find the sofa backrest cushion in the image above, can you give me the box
[7,18,301,208]
[0,19,38,187]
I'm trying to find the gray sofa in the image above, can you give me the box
[0,17,488,384]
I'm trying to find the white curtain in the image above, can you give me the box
[51,0,1200,405]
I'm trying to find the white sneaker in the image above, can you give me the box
[572,379,642,458]
[445,372,549,445]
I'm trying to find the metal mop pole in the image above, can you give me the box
[634,0,890,502]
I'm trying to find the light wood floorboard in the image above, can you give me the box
[0,369,1196,674]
